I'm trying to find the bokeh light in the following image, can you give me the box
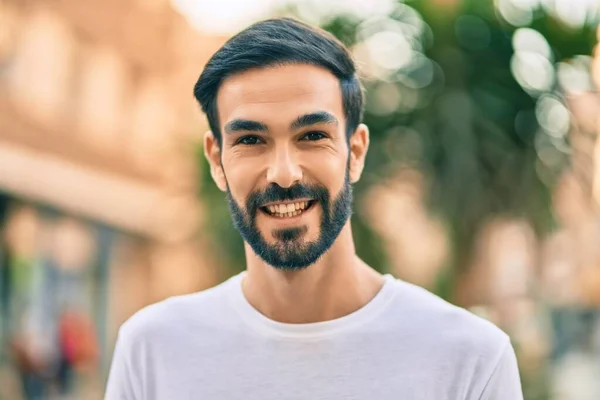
[536,94,571,138]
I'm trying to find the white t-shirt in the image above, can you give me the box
[105,273,523,400]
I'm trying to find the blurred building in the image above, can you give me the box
[0,0,226,397]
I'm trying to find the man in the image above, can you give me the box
[105,18,523,399]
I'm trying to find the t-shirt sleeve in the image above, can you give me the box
[478,341,523,400]
[105,329,140,400]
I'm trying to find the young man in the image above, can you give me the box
[105,18,523,399]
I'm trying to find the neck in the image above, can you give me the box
[242,223,384,323]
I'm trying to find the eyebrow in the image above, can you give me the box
[224,119,269,134]
[223,111,338,135]
[290,111,339,130]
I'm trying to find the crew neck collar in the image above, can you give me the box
[227,271,398,339]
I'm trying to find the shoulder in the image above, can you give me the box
[383,278,515,393]
[386,277,510,358]
[117,275,238,346]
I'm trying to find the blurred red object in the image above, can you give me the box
[58,310,99,372]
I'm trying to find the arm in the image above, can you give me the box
[478,341,523,400]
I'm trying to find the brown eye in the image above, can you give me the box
[301,131,327,141]
[237,135,262,145]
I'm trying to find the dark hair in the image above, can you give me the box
[193,17,364,144]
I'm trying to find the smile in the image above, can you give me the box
[260,200,315,218]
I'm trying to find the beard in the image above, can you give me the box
[226,171,353,270]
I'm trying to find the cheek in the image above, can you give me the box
[303,151,348,189]
[223,158,261,202]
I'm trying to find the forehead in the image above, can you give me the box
[216,64,344,129]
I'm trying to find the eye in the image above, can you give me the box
[301,131,327,141]
[236,135,263,146]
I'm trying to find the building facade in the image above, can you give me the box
[0,0,226,397]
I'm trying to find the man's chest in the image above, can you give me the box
[140,344,471,400]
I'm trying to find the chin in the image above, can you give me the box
[267,255,320,271]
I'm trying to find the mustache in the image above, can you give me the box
[246,183,330,212]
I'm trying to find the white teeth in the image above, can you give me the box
[265,201,312,217]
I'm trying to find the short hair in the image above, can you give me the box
[193,18,364,145]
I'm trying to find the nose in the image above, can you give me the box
[266,145,302,188]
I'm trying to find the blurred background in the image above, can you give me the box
[0,0,599,398]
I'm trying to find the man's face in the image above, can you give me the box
[206,64,367,270]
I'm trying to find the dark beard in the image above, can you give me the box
[226,172,353,270]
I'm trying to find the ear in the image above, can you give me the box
[348,123,369,184]
[203,131,227,192]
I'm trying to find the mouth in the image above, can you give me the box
[260,200,316,219]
